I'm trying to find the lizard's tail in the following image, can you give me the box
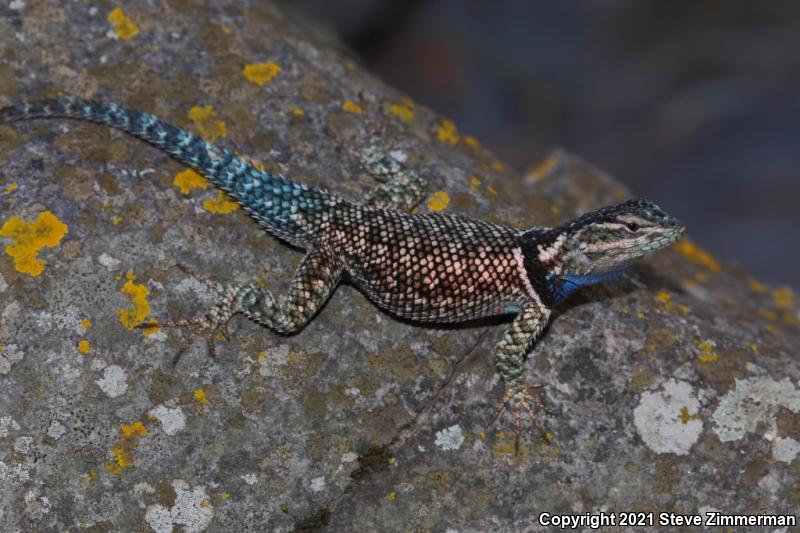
[0,96,333,242]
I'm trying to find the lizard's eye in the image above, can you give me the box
[624,222,640,233]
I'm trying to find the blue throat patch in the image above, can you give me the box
[547,269,626,302]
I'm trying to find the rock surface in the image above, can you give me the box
[0,2,798,531]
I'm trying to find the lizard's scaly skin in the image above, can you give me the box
[0,96,684,439]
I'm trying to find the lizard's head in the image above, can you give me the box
[554,198,684,278]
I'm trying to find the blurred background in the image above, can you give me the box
[277,0,799,288]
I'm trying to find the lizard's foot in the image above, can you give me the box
[136,264,238,366]
[489,382,556,452]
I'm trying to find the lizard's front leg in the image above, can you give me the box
[490,303,555,447]
[359,142,427,211]
[141,246,344,365]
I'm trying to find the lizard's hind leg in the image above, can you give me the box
[140,247,345,365]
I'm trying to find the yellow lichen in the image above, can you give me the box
[462,135,481,149]
[749,279,767,294]
[675,239,720,272]
[490,160,505,172]
[757,308,777,321]
[188,105,227,141]
[436,119,460,145]
[696,341,718,363]
[656,291,671,304]
[78,340,90,354]
[81,319,92,329]
[529,156,559,181]
[342,100,364,114]
[389,97,415,123]
[679,406,700,424]
[291,107,305,117]
[120,421,148,438]
[107,7,139,41]
[203,191,239,214]
[772,288,794,310]
[106,421,148,474]
[242,61,282,85]
[194,388,208,406]
[426,191,449,212]
[219,492,231,501]
[118,272,151,329]
[112,216,123,225]
[3,183,17,195]
[0,211,69,276]
[174,168,210,195]
[385,491,396,501]
[469,175,481,192]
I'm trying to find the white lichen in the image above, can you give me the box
[148,405,186,436]
[633,379,703,455]
[144,479,213,533]
[95,364,128,398]
[772,436,800,464]
[434,424,465,451]
[310,476,326,492]
[0,344,24,375]
[712,375,800,442]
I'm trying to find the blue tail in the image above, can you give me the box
[0,96,333,242]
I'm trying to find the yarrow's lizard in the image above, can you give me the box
[0,96,684,440]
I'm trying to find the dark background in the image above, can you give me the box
[277,0,799,289]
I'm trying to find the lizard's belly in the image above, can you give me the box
[347,255,525,322]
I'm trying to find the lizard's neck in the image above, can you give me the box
[519,228,626,305]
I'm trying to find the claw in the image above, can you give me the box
[176,263,223,293]
[488,382,555,452]
[131,265,239,365]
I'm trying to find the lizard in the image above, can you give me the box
[0,96,684,441]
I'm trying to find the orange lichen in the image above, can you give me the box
[389,97,415,123]
[81,319,92,329]
[203,191,239,214]
[242,61,282,85]
[107,8,139,41]
[656,291,671,304]
[78,340,90,354]
[188,105,227,141]
[675,239,720,272]
[118,272,151,329]
[436,119,460,145]
[342,100,364,114]
[426,191,449,212]
[0,211,68,276]
[174,168,210,194]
